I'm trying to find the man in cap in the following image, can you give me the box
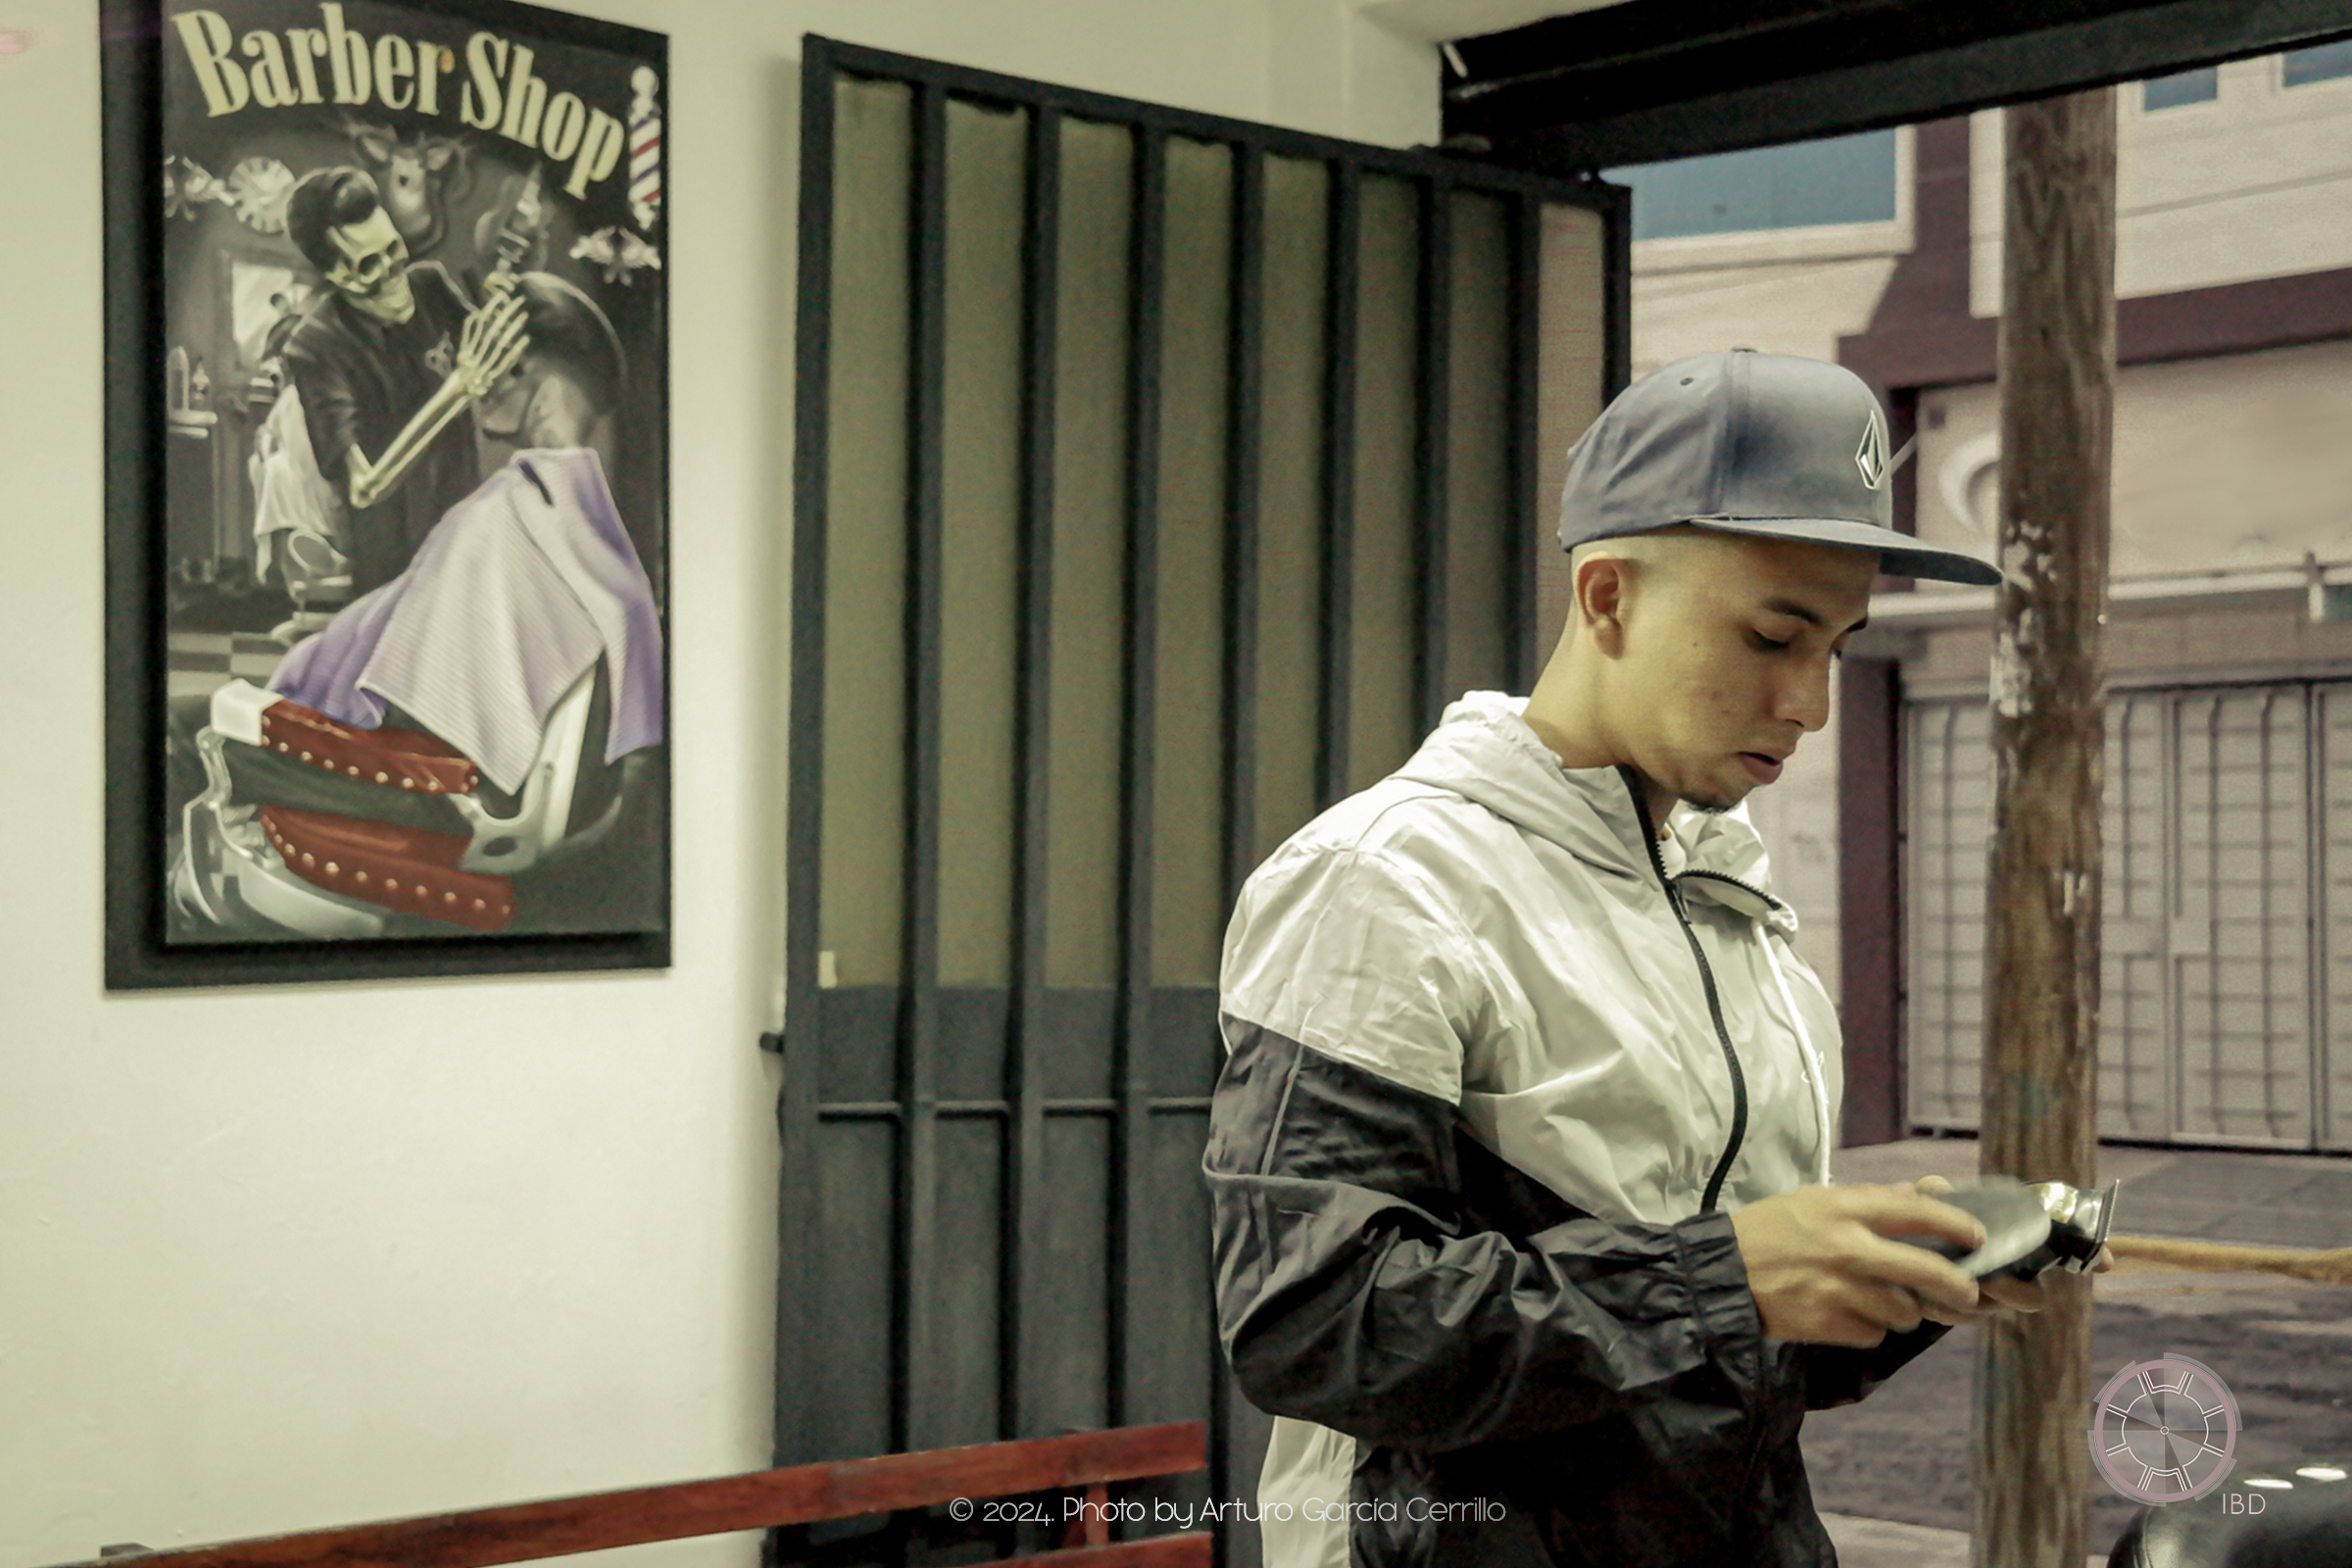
[1205,350,2098,1568]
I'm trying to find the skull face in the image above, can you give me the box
[323,206,415,321]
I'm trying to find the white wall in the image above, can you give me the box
[0,4,1438,1565]
[1912,337,2352,581]
[1970,58,2352,315]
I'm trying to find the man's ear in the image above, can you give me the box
[1575,553,1634,655]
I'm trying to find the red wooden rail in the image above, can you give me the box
[51,1422,1209,1568]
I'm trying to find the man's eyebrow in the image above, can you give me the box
[1760,596,1870,634]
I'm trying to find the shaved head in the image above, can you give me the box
[1563,525,1711,625]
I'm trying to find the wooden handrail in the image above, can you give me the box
[49,1422,1207,1568]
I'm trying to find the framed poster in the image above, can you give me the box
[102,0,670,987]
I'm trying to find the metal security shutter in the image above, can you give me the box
[1903,698,1990,1128]
[2318,687,2352,1150]
[777,35,1626,1567]
[2100,693,2170,1139]
[2174,688,2314,1144]
[1905,681,2346,1150]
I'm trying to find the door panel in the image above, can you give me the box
[1347,175,1421,794]
[817,76,913,989]
[1150,136,1235,991]
[781,36,1624,1566]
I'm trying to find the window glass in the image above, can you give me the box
[2284,39,2352,86]
[2141,67,2220,109]
[1606,128,1896,241]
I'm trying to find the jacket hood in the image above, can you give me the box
[1391,691,1796,935]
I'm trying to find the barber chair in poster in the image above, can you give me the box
[172,441,665,939]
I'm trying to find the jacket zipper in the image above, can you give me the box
[1623,785,1791,1552]
[1618,769,1748,1213]
[1675,867,1788,913]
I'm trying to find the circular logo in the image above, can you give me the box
[2089,1353,2240,1504]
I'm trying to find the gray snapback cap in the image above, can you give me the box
[1557,349,2001,586]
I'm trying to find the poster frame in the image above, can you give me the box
[101,0,672,989]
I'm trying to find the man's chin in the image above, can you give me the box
[1678,778,1749,815]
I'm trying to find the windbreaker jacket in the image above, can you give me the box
[1204,693,1946,1568]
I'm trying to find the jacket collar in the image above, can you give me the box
[1392,692,1797,934]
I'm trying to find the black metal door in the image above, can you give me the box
[776,34,1624,1565]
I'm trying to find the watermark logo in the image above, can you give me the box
[2089,1353,2240,1504]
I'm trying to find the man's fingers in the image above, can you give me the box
[1976,1273,2047,1313]
[1852,1186,1987,1250]
[1855,1237,1982,1313]
[1848,1281,1927,1335]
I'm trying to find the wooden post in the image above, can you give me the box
[1973,88,2117,1568]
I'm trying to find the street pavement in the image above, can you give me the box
[1804,1137,2352,1567]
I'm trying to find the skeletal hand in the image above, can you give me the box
[453,290,529,400]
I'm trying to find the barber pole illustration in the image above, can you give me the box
[628,65,662,231]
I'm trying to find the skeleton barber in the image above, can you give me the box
[1205,351,2109,1568]
[280,167,529,598]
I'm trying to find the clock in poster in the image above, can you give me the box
[104,0,669,986]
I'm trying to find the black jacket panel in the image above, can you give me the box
[1206,1017,1949,1568]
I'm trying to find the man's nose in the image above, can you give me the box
[1776,658,1834,733]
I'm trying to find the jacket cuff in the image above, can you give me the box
[1676,1208,1764,1362]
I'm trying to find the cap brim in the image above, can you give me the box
[1683,515,2003,586]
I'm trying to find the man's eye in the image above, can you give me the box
[1748,632,1790,653]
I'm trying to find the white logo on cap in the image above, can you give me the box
[1856,408,1890,491]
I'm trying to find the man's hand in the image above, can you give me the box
[1905,1174,2116,1326]
[453,289,530,401]
[1729,1182,1988,1348]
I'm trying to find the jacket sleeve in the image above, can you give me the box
[1797,1319,1953,1410]
[283,334,363,487]
[1206,1026,1771,1452]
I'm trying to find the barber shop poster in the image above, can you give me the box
[103,0,669,985]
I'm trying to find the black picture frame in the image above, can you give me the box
[103,0,671,988]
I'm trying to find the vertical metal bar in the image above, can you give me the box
[1110,125,1166,1432]
[1506,192,1544,692]
[1414,179,1453,730]
[775,36,839,1469]
[2305,681,2324,1147]
[2260,689,2279,1139]
[2312,684,2331,1148]
[1222,147,1266,902]
[1213,140,1265,1568]
[1006,104,1061,1439]
[1599,178,1634,400]
[1318,163,1359,808]
[899,78,951,1455]
[2163,692,2182,1140]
